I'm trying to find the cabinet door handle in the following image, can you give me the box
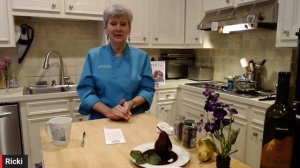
[69,5,74,10]
[155,37,158,41]
[200,114,204,117]
[283,30,290,36]
[143,37,146,42]
[253,132,258,137]
[195,37,199,41]
[226,0,230,4]
[51,3,56,9]
[160,107,164,110]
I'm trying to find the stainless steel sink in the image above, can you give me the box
[24,84,77,95]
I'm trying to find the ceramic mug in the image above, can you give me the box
[45,116,72,146]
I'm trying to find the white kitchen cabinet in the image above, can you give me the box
[152,89,178,125]
[203,0,234,12]
[179,85,269,165]
[70,97,88,122]
[20,98,71,168]
[11,0,61,13]
[185,0,204,47]
[64,0,105,16]
[107,0,149,45]
[235,0,266,6]
[157,101,176,125]
[203,0,268,12]
[0,0,15,47]
[219,98,248,162]
[10,0,105,20]
[245,106,265,167]
[150,0,185,45]
[276,0,300,47]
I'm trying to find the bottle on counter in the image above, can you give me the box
[260,72,295,168]
[174,115,185,141]
[182,119,197,148]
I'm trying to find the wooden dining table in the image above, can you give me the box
[40,113,249,168]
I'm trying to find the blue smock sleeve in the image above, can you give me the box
[76,52,100,115]
[135,54,155,111]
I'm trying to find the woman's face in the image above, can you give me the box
[105,15,131,45]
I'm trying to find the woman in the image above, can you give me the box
[77,4,155,121]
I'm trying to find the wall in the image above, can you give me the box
[0,17,294,91]
[0,17,104,87]
[195,30,294,91]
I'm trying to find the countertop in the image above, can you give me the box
[40,113,249,168]
[180,84,274,109]
[0,79,195,103]
[0,79,274,109]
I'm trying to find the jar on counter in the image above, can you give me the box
[174,115,185,141]
[182,119,197,148]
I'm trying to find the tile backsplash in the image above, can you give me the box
[0,17,104,87]
[195,30,293,91]
[0,17,294,91]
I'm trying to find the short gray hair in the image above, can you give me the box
[103,4,133,28]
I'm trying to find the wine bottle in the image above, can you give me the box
[260,72,295,168]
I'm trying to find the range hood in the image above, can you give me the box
[198,0,278,33]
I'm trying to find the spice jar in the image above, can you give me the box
[182,119,197,148]
[174,115,185,141]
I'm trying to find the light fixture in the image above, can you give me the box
[222,23,257,34]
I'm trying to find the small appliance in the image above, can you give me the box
[159,53,194,79]
[188,67,213,81]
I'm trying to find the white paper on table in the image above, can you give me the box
[104,128,126,144]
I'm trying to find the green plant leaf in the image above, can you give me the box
[203,139,220,155]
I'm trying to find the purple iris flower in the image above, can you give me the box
[204,122,216,133]
[228,107,238,114]
[213,107,228,120]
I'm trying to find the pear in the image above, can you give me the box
[154,126,172,160]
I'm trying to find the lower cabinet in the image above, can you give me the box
[150,88,178,125]
[157,101,176,125]
[245,106,265,168]
[70,97,88,122]
[179,86,268,166]
[20,98,71,167]
[20,96,85,168]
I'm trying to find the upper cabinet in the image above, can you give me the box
[0,0,15,47]
[203,0,234,12]
[235,0,263,6]
[276,0,300,47]
[107,0,149,46]
[10,0,106,20]
[203,0,268,12]
[11,0,61,13]
[150,0,185,45]
[185,0,204,47]
[64,0,105,16]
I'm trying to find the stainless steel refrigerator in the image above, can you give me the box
[0,103,23,154]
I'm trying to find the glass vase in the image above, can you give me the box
[216,155,231,168]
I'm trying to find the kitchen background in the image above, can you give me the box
[0,17,293,91]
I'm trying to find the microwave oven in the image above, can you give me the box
[160,54,195,79]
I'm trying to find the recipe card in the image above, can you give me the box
[104,128,126,144]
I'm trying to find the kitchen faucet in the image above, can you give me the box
[43,50,69,85]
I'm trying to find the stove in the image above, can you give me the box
[185,81,267,98]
